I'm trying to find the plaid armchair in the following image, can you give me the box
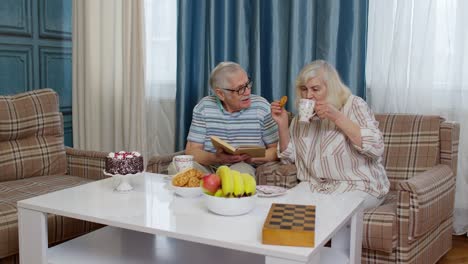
[147,114,459,264]
[256,114,459,264]
[0,89,109,263]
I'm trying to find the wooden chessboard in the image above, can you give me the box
[262,203,316,247]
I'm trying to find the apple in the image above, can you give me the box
[201,173,221,194]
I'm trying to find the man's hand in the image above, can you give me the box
[215,148,250,164]
[245,157,264,165]
[245,143,278,164]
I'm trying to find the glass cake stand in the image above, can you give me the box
[103,171,143,192]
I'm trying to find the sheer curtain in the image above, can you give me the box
[144,0,177,156]
[367,0,468,235]
[73,0,146,154]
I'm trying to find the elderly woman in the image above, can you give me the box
[271,60,389,209]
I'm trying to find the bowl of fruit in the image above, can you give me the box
[201,166,257,216]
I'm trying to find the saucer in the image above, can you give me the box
[256,185,288,197]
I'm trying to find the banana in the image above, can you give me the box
[241,173,256,196]
[216,165,230,176]
[214,189,224,197]
[220,168,234,197]
[232,170,244,197]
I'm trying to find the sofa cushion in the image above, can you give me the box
[255,161,299,188]
[362,191,397,253]
[0,175,99,258]
[0,89,66,182]
[375,114,440,189]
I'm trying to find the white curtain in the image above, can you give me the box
[144,0,177,157]
[72,0,147,155]
[367,0,468,235]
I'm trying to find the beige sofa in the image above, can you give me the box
[0,89,110,263]
[148,114,459,264]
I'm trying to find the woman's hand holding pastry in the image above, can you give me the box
[270,101,289,128]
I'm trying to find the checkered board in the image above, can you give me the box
[262,203,316,247]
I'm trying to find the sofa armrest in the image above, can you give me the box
[146,151,184,174]
[440,121,460,175]
[66,147,109,180]
[255,161,299,188]
[398,164,455,240]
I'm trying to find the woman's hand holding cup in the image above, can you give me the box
[298,99,316,122]
[314,101,342,122]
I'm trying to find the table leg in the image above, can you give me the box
[349,208,363,264]
[265,253,319,264]
[331,224,350,255]
[18,207,48,264]
[331,207,364,264]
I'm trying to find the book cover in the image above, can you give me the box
[210,136,266,158]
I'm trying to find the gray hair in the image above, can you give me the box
[295,60,351,109]
[209,62,245,91]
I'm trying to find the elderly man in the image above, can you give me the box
[169,62,279,176]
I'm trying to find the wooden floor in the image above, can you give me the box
[438,235,468,264]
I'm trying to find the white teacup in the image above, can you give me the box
[173,155,194,173]
[298,99,316,122]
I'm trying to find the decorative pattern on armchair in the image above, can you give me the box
[364,115,458,263]
[0,89,109,263]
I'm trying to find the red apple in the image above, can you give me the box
[201,174,221,194]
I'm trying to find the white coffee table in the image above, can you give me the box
[18,173,363,264]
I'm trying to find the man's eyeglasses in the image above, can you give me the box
[219,77,252,95]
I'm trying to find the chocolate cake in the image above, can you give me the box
[105,151,144,175]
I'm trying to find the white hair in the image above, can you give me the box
[295,60,351,109]
[209,62,245,93]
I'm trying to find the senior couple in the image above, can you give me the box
[169,60,389,210]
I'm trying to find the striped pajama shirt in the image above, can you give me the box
[279,95,389,198]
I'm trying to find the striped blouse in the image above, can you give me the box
[278,95,389,198]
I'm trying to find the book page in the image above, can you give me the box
[234,147,266,157]
[210,136,236,154]
[210,136,266,157]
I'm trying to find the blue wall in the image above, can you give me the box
[0,0,73,146]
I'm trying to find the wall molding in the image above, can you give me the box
[39,0,72,40]
[0,44,33,94]
[0,0,32,37]
[39,46,72,110]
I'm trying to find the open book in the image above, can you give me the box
[210,136,266,158]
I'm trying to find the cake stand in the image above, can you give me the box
[103,171,142,192]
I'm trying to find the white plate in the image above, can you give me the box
[163,174,174,181]
[170,182,202,198]
[256,185,288,197]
